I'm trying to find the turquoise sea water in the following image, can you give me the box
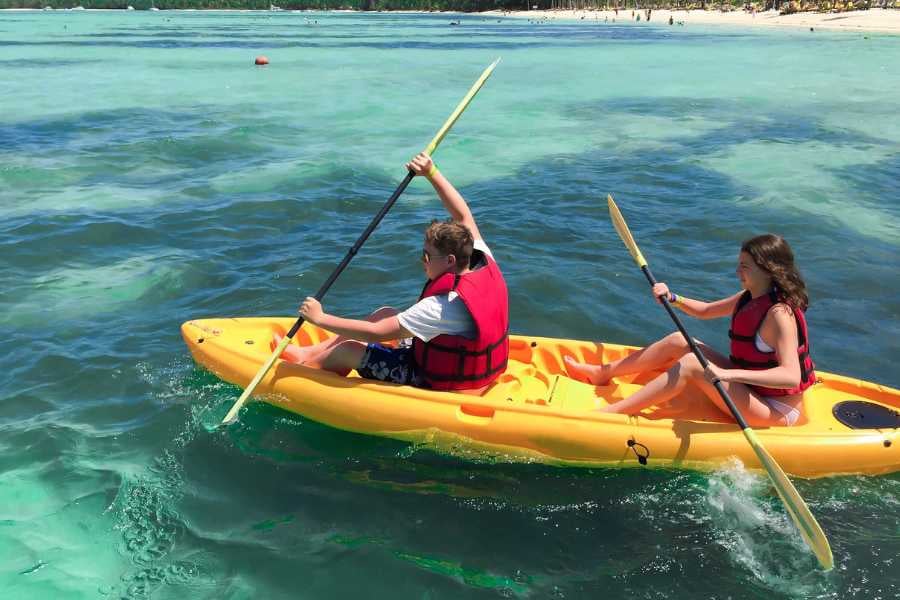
[2,10,899,598]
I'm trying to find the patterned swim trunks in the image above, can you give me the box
[357,343,424,387]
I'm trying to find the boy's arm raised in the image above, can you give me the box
[407,153,482,241]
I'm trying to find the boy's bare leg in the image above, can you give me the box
[275,307,398,365]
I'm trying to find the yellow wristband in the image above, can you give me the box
[426,164,439,179]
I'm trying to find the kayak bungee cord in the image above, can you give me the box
[221,58,502,426]
[606,194,833,571]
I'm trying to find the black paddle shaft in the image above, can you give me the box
[285,170,417,339]
[639,264,751,430]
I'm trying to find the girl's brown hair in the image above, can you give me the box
[741,234,809,311]
[424,219,474,270]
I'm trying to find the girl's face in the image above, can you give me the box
[736,251,772,292]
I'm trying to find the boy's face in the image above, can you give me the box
[421,242,456,279]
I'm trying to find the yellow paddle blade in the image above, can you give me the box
[744,428,834,570]
[424,57,501,156]
[607,194,647,268]
[221,333,292,424]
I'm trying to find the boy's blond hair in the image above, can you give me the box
[424,219,474,270]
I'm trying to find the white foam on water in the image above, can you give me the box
[820,107,900,144]
[705,458,828,594]
[1,179,183,221]
[701,140,899,242]
[0,446,128,594]
[591,112,723,148]
[0,491,126,596]
[108,365,226,599]
[207,157,324,194]
[4,252,189,326]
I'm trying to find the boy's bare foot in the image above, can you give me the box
[273,333,309,364]
[564,356,613,385]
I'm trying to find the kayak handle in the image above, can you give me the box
[457,404,495,425]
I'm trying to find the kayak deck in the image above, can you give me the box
[182,317,900,478]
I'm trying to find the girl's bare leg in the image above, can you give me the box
[566,331,692,385]
[599,352,700,414]
[692,375,796,427]
[601,347,790,426]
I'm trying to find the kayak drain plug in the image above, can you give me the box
[627,438,650,465]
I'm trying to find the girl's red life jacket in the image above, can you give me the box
[728,290,816,397]
[412,252,509,391]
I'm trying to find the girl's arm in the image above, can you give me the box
[708,305,803,389]
[653,283,743,320]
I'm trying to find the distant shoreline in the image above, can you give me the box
[491,7,900,34]
[3,7,899,35]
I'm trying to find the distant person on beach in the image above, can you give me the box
[566,234,816,427]
[669,15,674,25]
[275,154,509,395]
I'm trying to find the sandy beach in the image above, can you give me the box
[3,6,898,33]
[488,8,900,34]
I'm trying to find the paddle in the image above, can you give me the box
[220,58,501,426]
[606,194,833,571]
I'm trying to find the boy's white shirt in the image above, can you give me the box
[397,239,493,342]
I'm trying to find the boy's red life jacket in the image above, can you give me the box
[728,290,816,397]
[412,252,509,391]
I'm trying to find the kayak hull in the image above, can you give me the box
[182,318,900,478]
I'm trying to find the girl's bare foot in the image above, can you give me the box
[564,356,613,385]
[273,333,309,364]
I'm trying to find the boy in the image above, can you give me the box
[278,152,509,395]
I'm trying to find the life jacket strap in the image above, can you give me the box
[730,355,779,369]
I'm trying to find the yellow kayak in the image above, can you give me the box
[182,317,900,478]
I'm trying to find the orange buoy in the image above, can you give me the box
[255,56,269,66]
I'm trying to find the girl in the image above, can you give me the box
[566,234,816,427]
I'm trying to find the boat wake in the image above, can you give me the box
[108,365,226,598]
[705,458,828,593]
